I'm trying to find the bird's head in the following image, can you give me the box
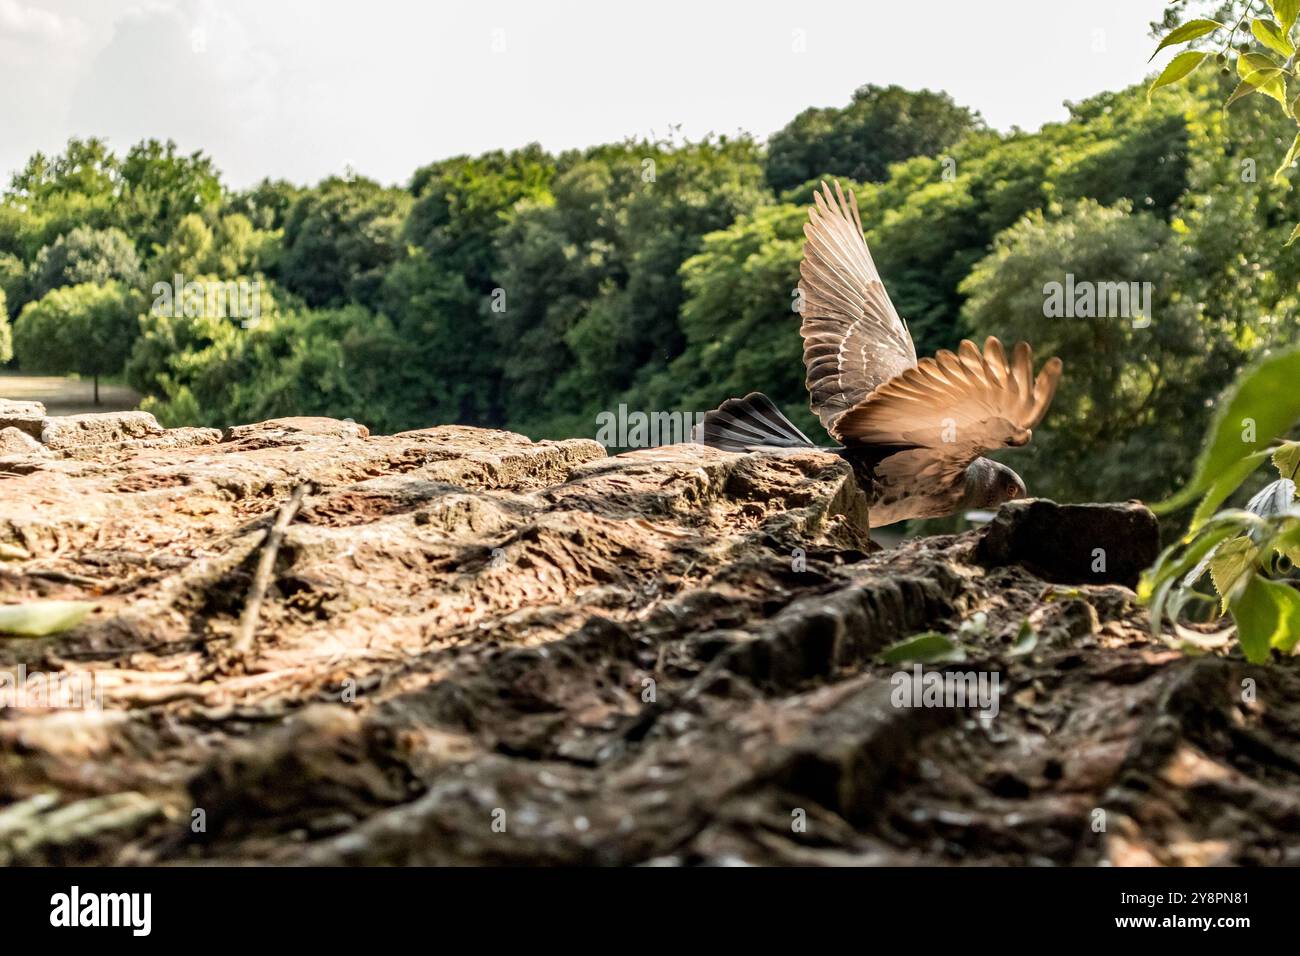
[962,457,1026,510]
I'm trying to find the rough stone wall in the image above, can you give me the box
[0,404,1297,865]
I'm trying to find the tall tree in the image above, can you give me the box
[116,139,224,254]
[765,84,981,193]
[13,282,143,404]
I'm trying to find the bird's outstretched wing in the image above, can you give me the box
[833,336,1062,460]
[799,180,917,433]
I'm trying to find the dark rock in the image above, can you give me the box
[187,705,418,842]
[975,498,1159,588]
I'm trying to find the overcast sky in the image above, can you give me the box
[2,0,1172,190]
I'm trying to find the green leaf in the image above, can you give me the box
[1228,53,1289,109]
[1150,19,1222,61]
[1253,18,1296,58]
[1209,537,1260,611]
[1274,133,1300,184]
[1230,574,1300,660]
[0,601,95,637]
[1238,52,1285,77]
[1153,346,1300,514]
[880,632,966,664]
[1181,510,1274,590]
[1274,518,1300,565]
[1270,0,1300,32]
[1225,73,1290,110]
[1187,449,1272,531]
[1261,77,1289,110]
[1010,620,1038,656]
[1149,51,1209,101]
[1143,517,1243,603]
[1276,442,1300,480]
[1287,222,1300,245]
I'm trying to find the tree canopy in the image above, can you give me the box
[25,225,142,309]
[765,84,982,193]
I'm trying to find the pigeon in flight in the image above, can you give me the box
[694,180,1062,528]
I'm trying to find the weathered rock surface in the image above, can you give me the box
[0,414,1295,866]
[0,400,45,440]
[39,410,164,450]
[0,427,47,458]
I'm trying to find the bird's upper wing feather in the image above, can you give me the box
[799,180,917,432]
[832,336,1062,460]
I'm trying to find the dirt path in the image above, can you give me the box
[0,371,139,417]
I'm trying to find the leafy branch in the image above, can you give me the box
[1149,0,1300,242]
[1141,347,1300,661]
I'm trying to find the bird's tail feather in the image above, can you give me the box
[692,392,815,452]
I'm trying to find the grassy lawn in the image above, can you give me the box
[0,370,140,417]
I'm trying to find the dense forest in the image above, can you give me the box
[2,78,1299,509]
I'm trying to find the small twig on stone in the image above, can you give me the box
[231,483,310,657]
[25,569,103,587]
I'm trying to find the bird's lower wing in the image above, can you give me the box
[831,336,1062,460]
